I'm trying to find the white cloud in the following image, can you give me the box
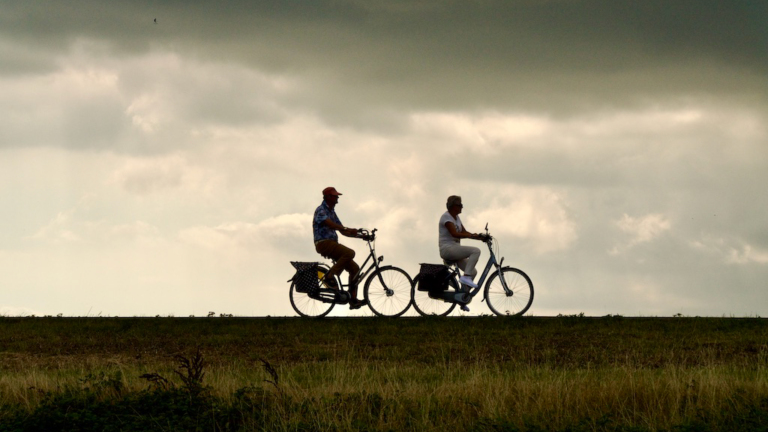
[179,213,311,257]
[728,245,768,265]
[468,187,578,255]
[574,109,705,137]
[108,220,159,237]
[30,211,164,246]
[29,210,81,243]
[257,213,312,243]
[409,112,551,153]
[691,236,768,265]
[475,114,550,145]
[383,154,429,200]
[178,225,247,252]
[615,213,671,247]
[111,154,221,195]
[25,189,165,246]
[125,93,167,134]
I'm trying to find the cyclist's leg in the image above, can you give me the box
[316,240,360,297]
[316,240,345,288]
[440,244,481,277]
[343,258,361,301]
[441,244,481,292]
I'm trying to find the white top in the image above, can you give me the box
[439,211,462,248]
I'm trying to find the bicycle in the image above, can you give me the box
[288,229,413,318]
[411,224,534,316]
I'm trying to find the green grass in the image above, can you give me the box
[0,316,767,431]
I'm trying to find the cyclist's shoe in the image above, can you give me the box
[323,277,340,290]
[349,299,367,310]
[459,275,478,289]
[460,304,470,312]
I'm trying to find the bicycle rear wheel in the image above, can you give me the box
[484,267,534,316]
[289,264,337,318]
[364,266,412,317]
[411,275,458,316]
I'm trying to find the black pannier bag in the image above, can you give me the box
[417,263,449,297]
[290,262,320,294]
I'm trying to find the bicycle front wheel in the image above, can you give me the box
[484,267,534,316]
[411,275,458,317]
[289,265,337,318]
[364,266,412,317]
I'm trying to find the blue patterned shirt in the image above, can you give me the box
[313,201,342,243]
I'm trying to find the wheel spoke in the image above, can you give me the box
[365,267,412,317]
[411,276,457,316]
[484,268,533,316]
[289,265,335,318]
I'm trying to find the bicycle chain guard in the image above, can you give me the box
[431,289,471,304]
[310,288,351,304]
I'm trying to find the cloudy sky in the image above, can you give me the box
[1,0,766,317]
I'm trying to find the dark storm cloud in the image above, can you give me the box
[3,0,766,117]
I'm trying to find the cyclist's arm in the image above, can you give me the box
[322,218,357,237]
[445,222,482,240]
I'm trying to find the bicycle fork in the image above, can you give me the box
[477,256,511,302]
[495,257,512,295]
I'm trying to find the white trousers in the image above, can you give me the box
[439,243,481,277]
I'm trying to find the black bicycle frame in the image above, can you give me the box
[336,230,384,290]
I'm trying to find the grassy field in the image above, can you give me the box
[0,316,766,431]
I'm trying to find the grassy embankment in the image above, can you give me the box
[0,316,766,431]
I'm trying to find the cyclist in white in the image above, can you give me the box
[439,195,486,296]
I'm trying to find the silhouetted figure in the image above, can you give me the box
[313,187,367,309]
[439,195,485,311]
[154,18,157,24]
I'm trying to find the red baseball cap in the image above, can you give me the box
[322,186,342,196]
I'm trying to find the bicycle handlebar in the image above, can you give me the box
[357,228,377,242]
[481,223,493,243]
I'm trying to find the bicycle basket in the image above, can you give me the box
[290,262,321,294]
[417,263,449,293]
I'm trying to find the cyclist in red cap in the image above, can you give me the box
[313,187,367,309]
